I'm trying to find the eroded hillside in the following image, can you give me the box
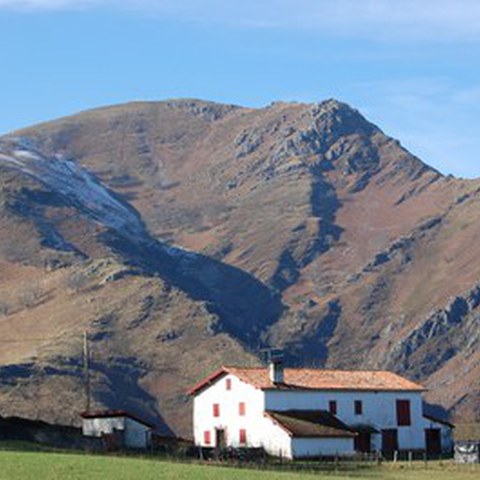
[0,99,478,436]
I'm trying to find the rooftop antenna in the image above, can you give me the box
[260,348,284,365]
[261,348,285,384]
[83,330,91,413]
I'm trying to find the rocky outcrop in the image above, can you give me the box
[358,216,443,276]
[388,284,480,377]
[0,97,479,432]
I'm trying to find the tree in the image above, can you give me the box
[18,281,43,309]
[0,300,10,316]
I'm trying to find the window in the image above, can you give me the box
[204,430,211,445]
[355,400,363,415]
[226,378,232,390]
[239,402,246,416]
[239,429,247,445]
[329,400,337,415]
[213,403,220,417]
[396,399,411,426]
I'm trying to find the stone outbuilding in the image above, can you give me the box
[80,410,153,450]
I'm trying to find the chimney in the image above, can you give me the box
[268,350,284,384]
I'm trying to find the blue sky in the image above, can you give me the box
[0,1,479,178]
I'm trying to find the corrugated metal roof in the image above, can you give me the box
[423,414,455,428]
[80,410,154,429]
[265,410,355,438]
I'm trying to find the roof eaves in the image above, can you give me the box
[187,367,229,396]
[189,367,426,394]
[263,411,294,437]
[80,410,155,429]
[261,386,426,393]
[350,423,379,434]
[423,414,455,428]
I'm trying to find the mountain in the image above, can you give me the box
[0,99,478,437]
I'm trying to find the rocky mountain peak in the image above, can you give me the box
[255,98,384,183]
[0,98,477,436]
[162,98,241,121]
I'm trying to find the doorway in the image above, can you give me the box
[355,432,372,453]
[215,428,227,450]
[382,429,399,455]
[425,428,442,456]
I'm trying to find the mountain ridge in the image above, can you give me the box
[0,98,478,436]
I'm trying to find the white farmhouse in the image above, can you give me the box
[189,360,453,459]
[81,410,153,449]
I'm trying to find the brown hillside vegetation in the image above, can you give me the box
[0,98,478,437]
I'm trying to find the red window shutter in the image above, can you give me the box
[213,403,220,417]
[226,379,232,390]
[239,402,246,416]
[204,430,211,445]
[239,429,247,445]
[396,400,411,426]
[355,400,363,415]
[329,400,337,415]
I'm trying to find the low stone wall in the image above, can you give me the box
[0,415,102,450]
[454,442,480,464]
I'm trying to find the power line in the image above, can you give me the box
[84,330,91,413]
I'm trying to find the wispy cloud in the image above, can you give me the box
[0,0,104,10]
[1,1,478,177]
[2,1,480,42]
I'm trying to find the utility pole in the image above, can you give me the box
[83,330,91,413]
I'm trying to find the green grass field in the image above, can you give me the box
[0,447,478,480]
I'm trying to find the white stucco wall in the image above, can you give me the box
[261,414,293,458]
[192,374,450,456]
[124,417,151,449]
[424,417,454,452]
[265,390,429,451]
[193,373,266,448]
[82,416,125,437]
[292,437,355,458]
[193,373,298,457]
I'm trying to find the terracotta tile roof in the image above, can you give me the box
[265,410,355,438]
[188,366,425,395]
[228,366,425,391]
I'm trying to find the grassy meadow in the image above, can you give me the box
[0,446,479,480]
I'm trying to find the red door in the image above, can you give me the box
[382,429,399,454]
[354,433,371,453]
